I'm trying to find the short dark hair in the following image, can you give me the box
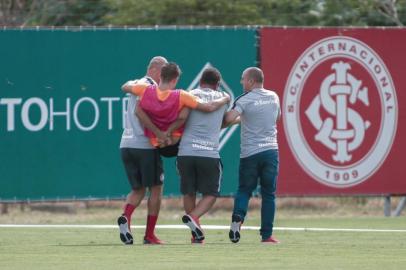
[200,67,221,87]
[160,62,181,83]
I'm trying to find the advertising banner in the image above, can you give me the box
[0,28,257,200]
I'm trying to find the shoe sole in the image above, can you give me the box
[229,220,241,243]
[229,230,240,243]
[182,215,205,241]
[117,216,133,245]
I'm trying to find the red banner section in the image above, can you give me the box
[260,27,405,195]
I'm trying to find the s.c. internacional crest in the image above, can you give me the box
[283,36,398,188]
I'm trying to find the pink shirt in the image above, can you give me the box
[139,85,184,138]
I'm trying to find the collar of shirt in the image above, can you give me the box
[251,87,264,93]
[144,76,157,85]
[199,87,216,92]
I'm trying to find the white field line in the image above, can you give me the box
[0,224,406,233]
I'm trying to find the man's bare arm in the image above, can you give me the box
[166,107,190,136]
[222,109,241,128]
[222,111,240,128]
[121,80,137,93]
[195,93,230,112]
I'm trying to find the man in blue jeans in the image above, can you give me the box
[224,67,281,244]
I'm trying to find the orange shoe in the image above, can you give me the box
[261,236,280,244]
[191,236,204,244]
[143,234,164,245]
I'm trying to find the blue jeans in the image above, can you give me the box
[232,149,279,240]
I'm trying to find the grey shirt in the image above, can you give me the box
[119,76,156,149]
[233,88,280,158]
[178,88,228,158]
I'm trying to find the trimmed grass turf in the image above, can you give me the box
[1,217,406,270]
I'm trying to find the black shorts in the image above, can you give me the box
[121,148,163,189]
[158,141,180,157]
[176,156,223,196]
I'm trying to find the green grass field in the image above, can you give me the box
[0,199,405,270]
[1,218,406,269]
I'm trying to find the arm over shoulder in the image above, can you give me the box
[179,90,199,109]
[122,81,149,97]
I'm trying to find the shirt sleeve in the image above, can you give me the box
[130,83,148,97]
[275,94,281,115]
[180,90,198,109]
[232,99,244,114]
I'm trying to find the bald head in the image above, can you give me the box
[243,67,264,84]
[241,67,264,92]
[146,56,168,83]
[147,56,168,70]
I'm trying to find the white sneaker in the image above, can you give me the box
[182,214,205,241]
[229,214,242,243]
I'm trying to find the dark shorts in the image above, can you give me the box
[158,141,180,157]
[121,148,163,190]
[177,156,223,196]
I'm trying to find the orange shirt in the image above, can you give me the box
[130,83,198,110]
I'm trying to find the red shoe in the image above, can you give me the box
[143,235,164,245]
[191,236,204,244]
[261,236,280,244]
